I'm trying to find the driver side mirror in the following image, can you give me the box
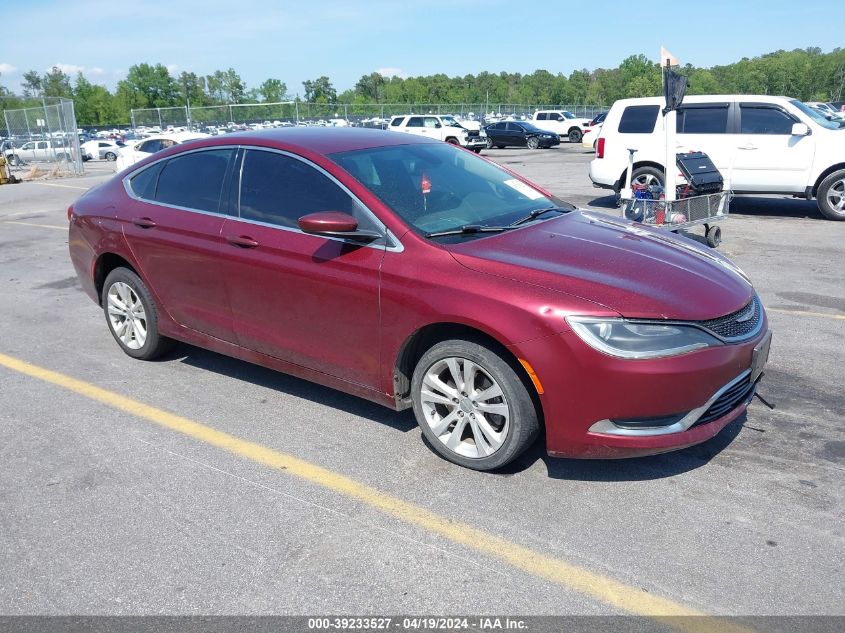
[298,211,382,242]
[791,123,811,136]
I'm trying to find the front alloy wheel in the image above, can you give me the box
[411,339,540,470]
[526,136,540,149]
[420,357,510,459]
[818,169,845,220]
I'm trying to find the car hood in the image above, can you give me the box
[448,211,753,321]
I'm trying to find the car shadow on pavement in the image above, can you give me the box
[501,415,747,481]
[169,345,418,434]
[728,196,823,219]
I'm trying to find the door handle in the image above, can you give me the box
[131,217,156,229]
[737,144,757,150]
[226,235,259,249]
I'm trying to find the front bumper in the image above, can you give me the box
[510,322,770,459]
[464,137,487,150]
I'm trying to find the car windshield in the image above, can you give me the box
[329,143,572,240]
[440,116,464,128]
[792,100,843,130]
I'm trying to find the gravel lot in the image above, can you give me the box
[0,145,842,619]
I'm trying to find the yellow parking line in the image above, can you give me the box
[28,181,89,190]
[768,308,845,321]
[3,220,66,231]
[0,351,752,633]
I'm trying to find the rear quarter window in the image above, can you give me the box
[618,105,660,134]
[127,162,163,200]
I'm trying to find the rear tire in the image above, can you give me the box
[105,151,117,161]
[705,225,722,248]
[101,267,174,361]
[568,128,583,143]
[817,169,845,220]
[630,166,665,189]
[411,339,540,471]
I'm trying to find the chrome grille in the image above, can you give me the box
[696,295,762,341]
[691,375,755,429]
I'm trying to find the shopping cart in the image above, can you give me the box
[620,148,729,248]
[624,189,730,247]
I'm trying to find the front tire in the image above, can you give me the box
[817,169,845,220]
[445,137,459,146]
[526,136,540,150]
[485,137,494,149]
[411,339,540,471]
[102,267,174,360]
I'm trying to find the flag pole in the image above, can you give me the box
[663,58,677,203]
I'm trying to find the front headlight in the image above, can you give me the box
[566,317,721,359]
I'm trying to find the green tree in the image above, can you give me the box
[258,78,287,103]
[117,63,179,108]
[21,70,43,98]
[354,72,385,101]
[303,76,336,103]
[42,66,73,98]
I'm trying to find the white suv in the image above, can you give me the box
[589,95,845,220]
[388,115,487,152]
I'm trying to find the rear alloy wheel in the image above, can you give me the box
[630,166,665,189]
[411,339,539,470]
[104,151,117,161]
[526,136,540,150]
[817,169,845,220]
[568,128,583,143]
[102,267,174,360]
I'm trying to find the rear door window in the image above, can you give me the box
[739,106,795,134]
[128,162,164,200]
[407,117,424,128]
[618,105,660,133]
[677,105,729,134]
[154,149,235,213]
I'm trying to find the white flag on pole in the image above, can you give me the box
[660,46,680,67]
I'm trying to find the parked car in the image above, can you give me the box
[81,139,124,161]
[590,95,845,220]
[388,114,486,152]
[582,124,602,150]
[68,127,770,470]
[483,121,560,149]
[805,101,845,121]
[114,132,210,171]
[529,110,592,142]
[588,112,608,127]
[3,139,74,165]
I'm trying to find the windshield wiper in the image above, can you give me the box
[508,206,572,227]
[425,224,516,238]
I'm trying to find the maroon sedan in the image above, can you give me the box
[68,128,771,470]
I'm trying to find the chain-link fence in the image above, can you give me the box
[2,97,83,176]
[130,102,608,131]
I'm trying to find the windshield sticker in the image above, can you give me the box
[504,179,544,200]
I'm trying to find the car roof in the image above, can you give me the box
[609,94,796,108]
[189,127,439,154]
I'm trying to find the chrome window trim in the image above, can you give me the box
[121,144,404,253]
[588,370,753,437]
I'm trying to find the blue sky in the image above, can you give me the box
[2,0,841,96]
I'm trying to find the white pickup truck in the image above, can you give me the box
[530,110,592,143]
[388,115,487,152]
